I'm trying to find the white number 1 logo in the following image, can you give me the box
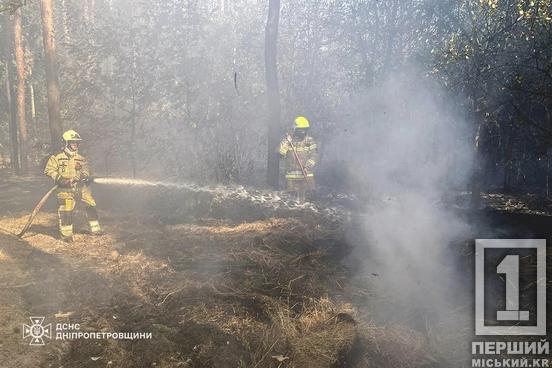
[496,255,529,321]
[475,239,546,335]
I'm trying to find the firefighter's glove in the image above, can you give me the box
[80,177,94,185]
[57,177,73,188]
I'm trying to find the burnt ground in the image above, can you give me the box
[0,174,550,368]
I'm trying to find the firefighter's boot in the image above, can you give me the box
[86,206,103,235]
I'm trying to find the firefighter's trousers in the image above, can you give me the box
[57,185,101,238]
[286,177,316,201]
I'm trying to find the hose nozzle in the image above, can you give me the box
[81,176,96,185]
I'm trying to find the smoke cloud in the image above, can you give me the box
[327,69,474,326]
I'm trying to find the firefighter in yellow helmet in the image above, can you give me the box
[44,130,102,242]
[278,116,318,200]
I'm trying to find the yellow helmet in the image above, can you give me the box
[294,116,310,129]
[62,129,82,142]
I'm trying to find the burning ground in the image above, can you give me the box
[0,175,550,368]
[0,176,437,368]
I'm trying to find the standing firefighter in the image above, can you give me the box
[278,116,318,200]
[44,130,102,242]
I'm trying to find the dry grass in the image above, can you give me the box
[0,178,437,368]
[0,249,10,261]
[170,218,293,235]
[279,298,357,368]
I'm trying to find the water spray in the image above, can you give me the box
[16,177,348,238]
[93,177,346,217]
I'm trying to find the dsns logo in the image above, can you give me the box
[22,317,52,346]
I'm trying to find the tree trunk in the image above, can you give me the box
[83,0,95,24]
[130,87,137,178]
[26,47,37,126]
[89,0,96,23]
[83,0,89,23]
[129,24,138,179]
[4,60,20,172]
[471,119,482,209]
[40,0,63,152]
[265,0,281,189]
[14,7,28,173]
[29,66,37,124]
[60,0,70,43]
[3,15,20,172]
[546,148,551,199]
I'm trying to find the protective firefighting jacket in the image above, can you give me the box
[44,148,91,184]
[278,135,318,179]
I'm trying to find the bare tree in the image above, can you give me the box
[3,61,19,171]
[60,0,70,43]
[27,49,36,125]
[40,0,63,151]
[265,0,281,188]
[2,14,19,172]
[14,6,27,172]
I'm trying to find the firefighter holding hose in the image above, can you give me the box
[44,130,102,242]
[278,116,318,200]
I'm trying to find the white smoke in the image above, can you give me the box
[328,70,474,321]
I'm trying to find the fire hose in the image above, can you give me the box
[17,177,95,238]
[17,185,58,238]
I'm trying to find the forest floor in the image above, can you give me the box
[0,173,550,368]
